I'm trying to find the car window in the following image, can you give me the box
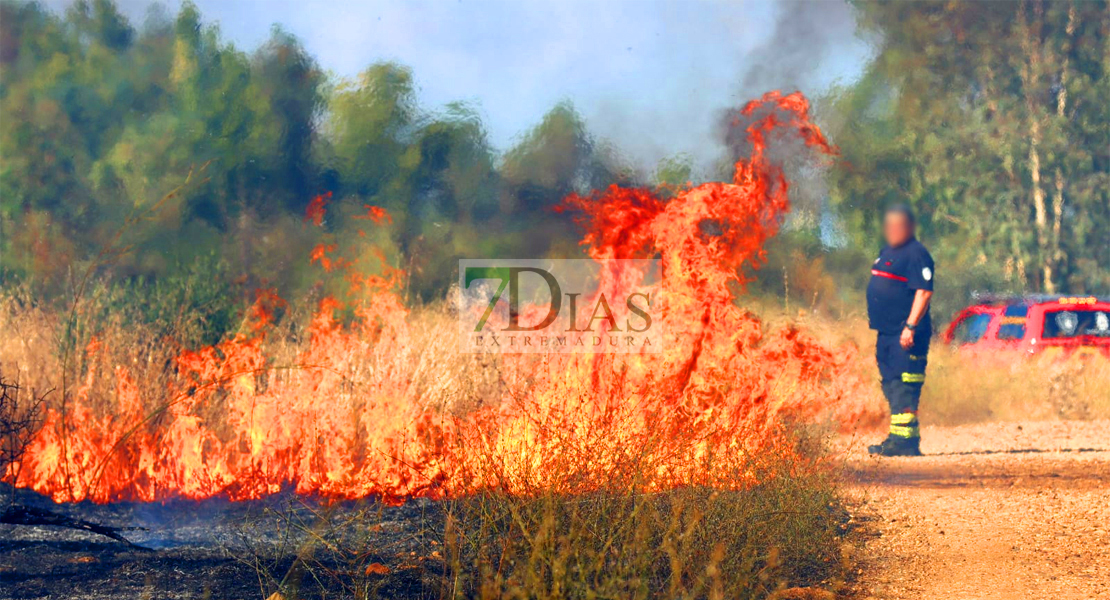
[953,313,992,344]
[1043,309,1110,338]
[997,305,1028,340]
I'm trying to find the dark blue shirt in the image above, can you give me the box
[866,238,934,334]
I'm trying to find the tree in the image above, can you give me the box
[253,27,324,212]
[1,0,641,307]
[831,1,1109,295]
[327,62,421,201]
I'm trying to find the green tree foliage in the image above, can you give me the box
[1,0,625,304]
[498,102,631,262]
[324,62,498,298]
[831,0,1109,299]
[8,0,1103,325]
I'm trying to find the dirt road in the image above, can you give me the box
[846,420,1110,600]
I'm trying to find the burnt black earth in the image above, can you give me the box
[0,484,444,600]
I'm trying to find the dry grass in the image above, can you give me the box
[920,349,1110,425]
[247,430,851,600]
[6,282,1104,459]
[0,286,492,415]
[1,282,855,599]
[437,443,850,600]
[752,301,1110,427]
[1,282,537,505]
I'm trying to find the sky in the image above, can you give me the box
[46,0,874,170]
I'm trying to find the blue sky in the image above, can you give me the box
[47,0,873,170]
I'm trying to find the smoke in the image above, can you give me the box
[735,0,863,102]
[575,1,868,180]
[721,0,868,228]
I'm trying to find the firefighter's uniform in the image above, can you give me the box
[866,237,934,456]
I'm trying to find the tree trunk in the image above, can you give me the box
[1029,123,1051,292]
[1019,0,1054,293]
[1050,3,1076,291]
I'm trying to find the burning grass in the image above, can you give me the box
[2,91,879,505]
[239,431,850,600]
[2,91,875,598]
[2,437,851,600]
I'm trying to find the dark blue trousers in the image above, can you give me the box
[876,332,929,437]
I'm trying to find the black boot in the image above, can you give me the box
[867,435,893,455]
[868,436,922,457]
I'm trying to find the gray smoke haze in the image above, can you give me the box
[735,0,864,102]
[719,0,871,226]
[583,0,870,183]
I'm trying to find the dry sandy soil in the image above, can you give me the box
[845,420,1110,600]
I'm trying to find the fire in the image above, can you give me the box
[7,91,877,504]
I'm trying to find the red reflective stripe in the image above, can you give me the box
[871,269,908,282]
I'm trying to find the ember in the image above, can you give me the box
[7,91,878,504]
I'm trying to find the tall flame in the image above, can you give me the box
[8,91,878,504]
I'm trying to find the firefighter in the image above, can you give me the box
[866,205,934,457]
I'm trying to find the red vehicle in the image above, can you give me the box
[943,295,1110,360]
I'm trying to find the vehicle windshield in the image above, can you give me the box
[1042,309,1110,339]
[952,313,992,344]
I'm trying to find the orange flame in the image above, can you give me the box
[8,91,877,504]
[304,191,332,226]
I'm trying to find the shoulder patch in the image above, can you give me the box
[922,267,933,281]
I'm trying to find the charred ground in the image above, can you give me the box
[0,485,443,600]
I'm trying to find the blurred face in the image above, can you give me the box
[883,211,914,247]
